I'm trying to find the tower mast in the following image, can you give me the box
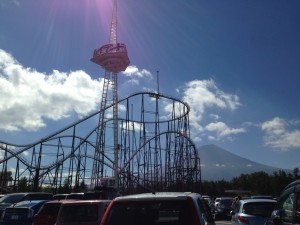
[91,0,130,189]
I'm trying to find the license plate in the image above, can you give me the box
[11,215,19,220]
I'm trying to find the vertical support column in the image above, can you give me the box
[110,0,118,45]
[34,143,43,191]
[91,71,111,188]
[112,72,119,189]
[0,145,8,189]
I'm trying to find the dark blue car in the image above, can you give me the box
[0,200,48,225]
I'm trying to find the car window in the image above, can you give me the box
[296,192,300,224]
[197,198,214,223]
[220,199,233,207]
[54,194,68,200]
[242,202,276,217]
[236,202,241,212]
[279,192,294,223]
[14,201,39,208]
[59,204,99,222]
[23,194,53,200]
[0,194,25,204]
[106,200,194,225]
[38,203,62,215]
[66,194,84,199]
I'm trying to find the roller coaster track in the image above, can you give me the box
[0,91,201,194]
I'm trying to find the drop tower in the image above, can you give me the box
[91,0,130,189]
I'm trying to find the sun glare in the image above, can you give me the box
[28,0,117,67]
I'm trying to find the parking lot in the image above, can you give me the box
[216,220,232,225]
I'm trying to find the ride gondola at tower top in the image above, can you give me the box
[91,0,130,73]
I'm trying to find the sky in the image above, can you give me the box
[0,0,300,171]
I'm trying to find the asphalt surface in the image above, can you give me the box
[215,220,232,225]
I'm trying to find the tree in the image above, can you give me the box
[0,171,13,187]
[248,171,271,195]
[231,174,251,191]
[292,167,300,179]
[18,177,29,192]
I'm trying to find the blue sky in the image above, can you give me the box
[0,0,299,171]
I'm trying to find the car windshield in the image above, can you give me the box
[106,200,194,225]
[59,204,99,222]
[220,199,233,207]
[242,202,277,217]
[0,194,25,204]
[14,200,40,208]
[38,203,62,215]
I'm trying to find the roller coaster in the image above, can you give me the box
[0,91,201,194]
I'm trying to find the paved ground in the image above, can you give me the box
[215,220,232,225]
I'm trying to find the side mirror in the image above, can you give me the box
[271,210,281,220]
[270,210,282,225]
[230,210,235,215]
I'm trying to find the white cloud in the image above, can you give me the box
[22,151,29,157]
[261,117,300,150]
[123,65,152,79]
[0,49,102,132]
[183,79,240,112]
[205,122,246,141]
[120,121,143,131]
[209,114,221,121]
[179,79,243,142]
[118,104,126,112]
[182,79,240,124]
[121,65,153,86]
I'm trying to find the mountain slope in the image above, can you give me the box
[197,144,285,181]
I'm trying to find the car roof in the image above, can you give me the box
[283,179,300,190]
[113,192,200,202]
[240,199,277,203]
[6,192,51,195]
[12,200,48,207]
[60,199,111,205]
[43,200,73,204]
[54,194,68,197]
[250,195,274,199]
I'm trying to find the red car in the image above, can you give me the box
[32,200,69,225]
[100,192,215,225]
[55,200,111,225]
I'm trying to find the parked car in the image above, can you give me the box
[265,179,300,225]
[0,192,53,216]
[212,197,221,212]
[53,194,69,200]
[83,190,118,200]
[66,193,84,200]
[231,198,277,225]
[53,193,84,200]
[0,200,48,225]
[214,197,234,220]
[100,192,215,225]
[203,195,215,212]
[250,195,274,200]
[32,200,70,225]
[55,200,111,225]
